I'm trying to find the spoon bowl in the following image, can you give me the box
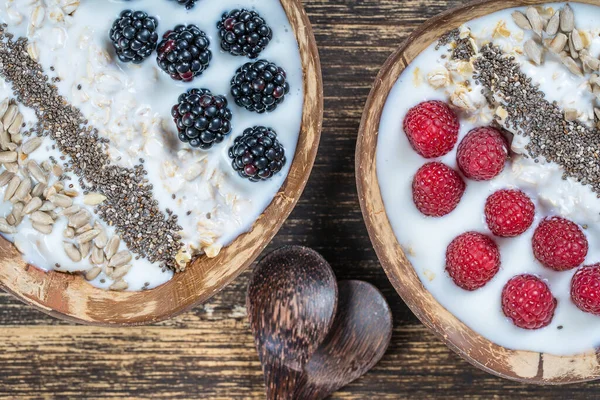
[294,280,393,400]
[247,246,338,399]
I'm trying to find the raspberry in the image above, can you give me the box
[402,100,459,158]
[532,217,588,271]
[484,189,535,237]
[445,232,500,290]
[412,162,465,217]
[571,264,600,315]
[502,274,556,330]
[456,126,508,181]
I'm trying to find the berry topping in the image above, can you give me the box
[110,10,159,64]
[229,126,286,182]
[218,9,273,59]
[172,89,232,150]
[571,264,600,316]
[412,162,465,217]
[502,274,557,330]
[230,60,289,113]
[532,217,588,271]
[157,25,211,82]
[167,0,197,9]
[484,189,535,237]
[445,232,500,291]
[456,126,508,181]
[402,100,459,158]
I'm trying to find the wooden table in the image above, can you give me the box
[1,0,598,398]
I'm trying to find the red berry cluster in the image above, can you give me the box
[403,100,596,330]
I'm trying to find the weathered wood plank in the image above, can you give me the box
[1,0,598,398]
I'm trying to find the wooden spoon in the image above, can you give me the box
[294,280,393,400]
[247,246,338,400]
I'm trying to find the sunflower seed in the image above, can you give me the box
[32,222,53,234]
[0,171,14,187]
[546,11,560,35]
[11,202,23,225]
[7,112,22,135]
[85,267,101,281]
[512,11,532,30]
[526,7,544,36]
[560,4,574,32]
[80,241,91,258]
[43,186,56,200]
[562,55,583,76]
[108,250,132,268]
[51,164,63,177]
[0,99,8,118]
[76,229,100,244]
[83,192,106,205]
[63,242,81,262]
[53,181,64,192]
[68,210,90,228]
[0,126,9,151]
[548,33,568,53]
[571,29,583,51]
[4,175,20,201]
[23,197,42,214]
[31,211,53,225]
[39,201,56,212]
[104,235,120,260]
[91,246,105,265]
[93,222,107,248]
[4,162,17,173]
[0,151,17,163]
[111,264,131,280]
[109,280,128,291]
[524,39,543,65]
[2,105,17,127]
[63,227,75,239]
[63,189,78,197]
[21,137,43,156]
[31,183,46,198]
[582,53,600,71]
[75,223,92,234]
[6,214,15,226]
[62,205,80,216]
[50,193,73,208]
[12,178,31,202]
[27,160,47,185]
[0,217,16,233]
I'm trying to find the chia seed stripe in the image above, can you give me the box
[0,25,185,271]
[474,43,600,197]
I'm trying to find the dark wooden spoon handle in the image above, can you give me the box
[262,355,302,400]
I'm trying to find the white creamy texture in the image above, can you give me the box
[0,0,303,290]
[377,3,600,355]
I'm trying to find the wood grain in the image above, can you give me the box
[2,0,600,398]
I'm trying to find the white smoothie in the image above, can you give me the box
[0,0,303,290]
[377,2,600,354]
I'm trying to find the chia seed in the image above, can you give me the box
[474,43,600,196]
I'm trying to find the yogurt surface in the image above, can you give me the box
[377,2,600,355]
[0,0,303,290]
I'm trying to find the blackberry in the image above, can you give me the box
[230,60,290,113]
[109,10,159,64]
[172,89,232,150]
[167,0,198,9]
[157,25,211,82]
[217,9,273,59]
[229,126,286,182]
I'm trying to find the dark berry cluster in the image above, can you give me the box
[167,0,198,9]
[217,9,273,59]
[172,89,233,150]
[230,60,289,113]
[110,10,159,64]
[157,25,212,82]
[229,126,286,181]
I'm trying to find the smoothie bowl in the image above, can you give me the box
[0,0,322,325]
[357,0,600,384]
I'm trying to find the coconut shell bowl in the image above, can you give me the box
[0,0,323,326]
[355,0,600,385]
